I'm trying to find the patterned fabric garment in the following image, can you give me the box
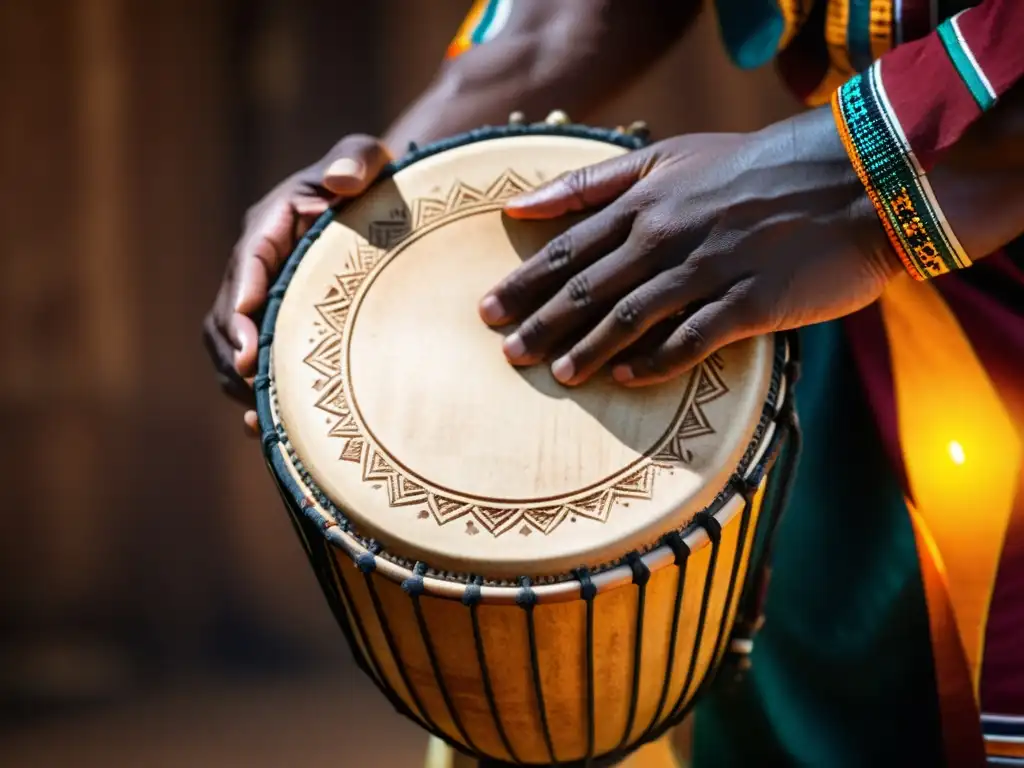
[440,1,1024,766]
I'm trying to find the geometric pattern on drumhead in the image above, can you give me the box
[302,171,730,537]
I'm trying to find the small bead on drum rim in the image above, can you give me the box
[729,637,755,656]
[544,109,571,125]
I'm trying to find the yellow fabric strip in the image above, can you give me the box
[878,273,1020,698]
[869,0,894,61]
[825,0,855,79]
[778,0,810,51]
[446,0,489,59]
[908,502,987,765]
[987,738,1024,758]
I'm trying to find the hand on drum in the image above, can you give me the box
[202,135,392,435]
[479,107,903,387]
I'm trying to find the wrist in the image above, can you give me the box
[748,108,906,283]
[832,66,973,282]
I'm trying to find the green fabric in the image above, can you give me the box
[712,0,786,70]
[692,321,943,766]
[937,17,997,112]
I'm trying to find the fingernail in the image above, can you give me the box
[503,332,526,360]
[551,356,574,383]
[612,364,634,383]
[325,158,365,181]
[480,295,506,324]
[503,192,539,213]
[227,313,243,342]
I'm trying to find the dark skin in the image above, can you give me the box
[202,0,697,433]
[205,2,1024,428]
[482,108,899,387]
[480,97,1024,387]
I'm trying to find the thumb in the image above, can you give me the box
[504,150,654,220]
[322,134,393,197]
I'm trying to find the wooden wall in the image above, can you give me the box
[0,0,796,704]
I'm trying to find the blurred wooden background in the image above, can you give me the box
[0,0,796,761]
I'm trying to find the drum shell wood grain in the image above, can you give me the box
[273,452,768,764]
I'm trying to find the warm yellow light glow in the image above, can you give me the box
[881,274,1022,700]
[948,441,966,465]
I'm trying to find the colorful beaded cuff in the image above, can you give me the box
[832,63,971,281]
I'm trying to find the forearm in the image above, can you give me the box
[382,0,698,152]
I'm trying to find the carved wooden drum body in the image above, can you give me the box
[256,123,798,766]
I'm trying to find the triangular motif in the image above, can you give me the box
[474,506,523,536]
[359,244,383,271]
[445,181,486,211]
[362,449,394,482]
[428,495,473,524]
[568,492,614,522]
[314,380,349,416]
[653,437,694,467]
[412,198,447,229]
[524,507,568,534]
[339,438,364,463]
[695,361,728,404]
[328,410,359,439]
[335,271,366,299]
[385,474,428,506]
[303,335,342,378]
[677,404,714,440]
[316,297,353,333]
[616,466,657,497]
[485,170,533,200]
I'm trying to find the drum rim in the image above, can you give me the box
[255,122,793,602]
[262,339,788,602]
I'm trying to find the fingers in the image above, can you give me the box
[498,232,661,370]
[203,309,255,407]
[613,284,763,387]
[479,203,634,327]
[232,198,294,316]
[231,312,260,379]
[322,134,393,196]
[504,150,654,220]
[237,135,391,320]
[546,265,714,385]
[208,134,392,416]
[294,196,331,220]
[243,410,259,438]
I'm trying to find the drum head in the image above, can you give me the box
[269,133,774,579]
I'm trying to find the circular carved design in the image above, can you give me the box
[301,172,728,538]
[270,134,772,576]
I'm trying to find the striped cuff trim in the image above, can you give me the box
[832,62,972,281]
[984,713,1024,762]
[938,11,999,112]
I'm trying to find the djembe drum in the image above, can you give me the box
[255,115,800,767]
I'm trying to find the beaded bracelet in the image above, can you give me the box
[831,63,972,281]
